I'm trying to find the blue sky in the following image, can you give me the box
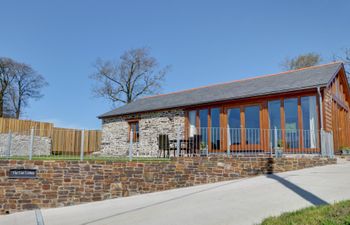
[0,0,349,129]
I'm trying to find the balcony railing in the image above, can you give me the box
[152,127,334,158]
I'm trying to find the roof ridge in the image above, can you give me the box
[140,61,343,100]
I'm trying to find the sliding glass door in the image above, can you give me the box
[268,100,282,149]
[188,110,197,137]
[187,95,318,153]
[227,108,241,148]
[210,108,221,150]
[226,105,261,151]
[245,105,261,145]
[284,98,299,149]
[199,109,209,147]
[301,96,318,149]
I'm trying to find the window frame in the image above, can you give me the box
[128,120,140,142]
[184,91,320,153]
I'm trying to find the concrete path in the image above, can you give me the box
[1,159,350,225]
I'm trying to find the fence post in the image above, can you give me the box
[329,131,334,158]
[129,130,133,161]
[176,127,181,157]
[7,130,12,158]
[273,127,277,158]
[227,128,230,157]
[80,130,85,161]
[29,127,35,160]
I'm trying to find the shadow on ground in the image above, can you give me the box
[267,174,328,206]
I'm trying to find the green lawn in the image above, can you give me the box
[260,200,350,225]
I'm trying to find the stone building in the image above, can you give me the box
[98,62,350,156]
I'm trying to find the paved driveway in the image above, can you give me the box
[1,159,350,225]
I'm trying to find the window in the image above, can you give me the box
[245,105,260,144]
[284,98,299,148]
[128,121,139,142]
[268,100,281,148]
[188,110,197,137]
[227,108,241,145]
[199,109,208,145]
[301,96,317,148]
[210,108,221,149]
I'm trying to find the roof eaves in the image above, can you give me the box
[139,61,343,101]
[98,84,327,119]
[326,62,344,87]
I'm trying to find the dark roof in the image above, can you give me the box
[99,62,343,118]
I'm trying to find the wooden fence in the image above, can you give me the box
[51,128,101,154]
[0,118,101,155]
[0,118,53,136]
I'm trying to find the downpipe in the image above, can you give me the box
[317,87,324,131]
[317,86,325,156]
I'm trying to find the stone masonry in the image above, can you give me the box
[99,109,185,156]
[0,133,51,156]
[0,156,336,215]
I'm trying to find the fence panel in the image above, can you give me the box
[51,128,81,155]
[51,128,101,155]
[0,118,53,137]
[84,130,101,154]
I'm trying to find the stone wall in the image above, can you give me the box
[0,156,336,215]
[100,109,185,156]
[0,133,51,156]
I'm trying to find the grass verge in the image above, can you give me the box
[260,200,350,225]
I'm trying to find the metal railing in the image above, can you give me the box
[0,128,102,161]
[0,127,335,161]
[154,127,334,158]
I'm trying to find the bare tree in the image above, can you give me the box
[281,53,322,70]
[7,63,48,118]
[335,48,350,81]
[0,58,16,117]
[91,48,170,105]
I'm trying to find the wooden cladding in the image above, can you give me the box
[329,69,350,109]
[331,101,350,152]
[0,118,53,136]
[51,128,101,154]
[0,118,101,155]
[325,67,350,152]
[323,88,333,132]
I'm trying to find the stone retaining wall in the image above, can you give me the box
[0,133,51,156]
[0,156,336,215]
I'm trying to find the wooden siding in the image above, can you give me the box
[323,88,333,132]
[0,118,53,136]
[51,128,101,154]
[326,67,350,152]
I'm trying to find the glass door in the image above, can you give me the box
[244,105,261,150]
[226,104,261,152]
[199,109,209,150]
[210,108,221,151]
[284,98,299,150]
[227,107,241,151]
[268,100,282,150]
